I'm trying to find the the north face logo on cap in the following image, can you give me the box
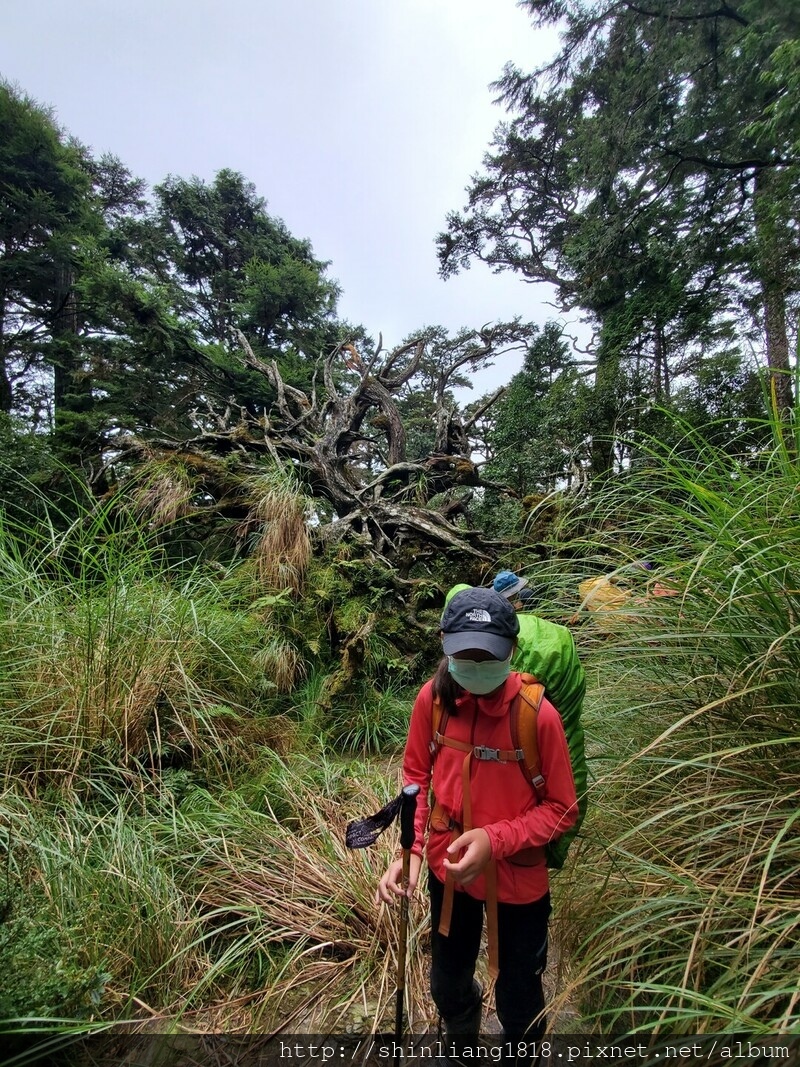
[440,589,519,657]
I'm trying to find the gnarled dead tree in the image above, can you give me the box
[241,328,533,559]
[120,324,533,566]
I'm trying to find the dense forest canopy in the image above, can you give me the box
[0,81,538,567]
[0,1,797,585]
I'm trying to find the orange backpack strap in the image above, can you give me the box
[511,674,546,801]
[430,694,450,757]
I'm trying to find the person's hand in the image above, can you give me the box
[442,828,492,886]
[375,853,422,905]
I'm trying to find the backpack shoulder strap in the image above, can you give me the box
[430,692,450,756]
[510,674,546,800]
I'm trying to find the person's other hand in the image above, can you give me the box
[443,828,492,886]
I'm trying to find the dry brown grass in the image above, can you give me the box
[0,582,264,793]
[253,637,305,693]
[242,475,312,594]
[181,770,436,1034]
[129,461,196,528]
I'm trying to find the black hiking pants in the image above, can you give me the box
[428,869,551,1046]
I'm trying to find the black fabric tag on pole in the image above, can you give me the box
[345,785,420,849]
[345,791,405,849]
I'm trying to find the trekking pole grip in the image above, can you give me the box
[399,784,420,852]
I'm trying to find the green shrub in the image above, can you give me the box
[0,883,110,1022]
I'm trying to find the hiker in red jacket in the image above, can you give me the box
[376,587,578,1054]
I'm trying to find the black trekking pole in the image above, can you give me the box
[345,783,421,1050]
[394,784,419,1048]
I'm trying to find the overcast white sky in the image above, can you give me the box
[0,0,574,395]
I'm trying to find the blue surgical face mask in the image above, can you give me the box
[447,654,512,695]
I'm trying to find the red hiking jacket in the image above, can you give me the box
[403,671,578,905]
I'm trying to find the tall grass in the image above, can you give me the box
[0,483,428,1038]
[0,753,433,1038]
[0,499,298,795]
[5,421,800,1038]
[0,787,199,1022]
[155,753,433,1033]
[541,417,800,1034]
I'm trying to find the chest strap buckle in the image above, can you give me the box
[473,745,500,761]
[473,745,525,763]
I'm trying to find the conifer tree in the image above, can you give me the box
[439,0,800,472]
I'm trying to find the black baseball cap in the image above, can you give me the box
[440,587,520,659]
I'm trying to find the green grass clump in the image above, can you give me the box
[0,496,307,795]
